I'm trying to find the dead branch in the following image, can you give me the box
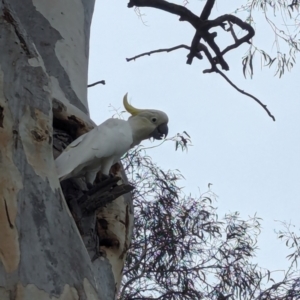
[126,44,275,121]
[187,30,203,65]
[128,1,254,70]
[186,0,216,64]
[215,15,254,56]
[126,0,274,120]
[126,44,190,62]
[214,69,276,121]
[200,0,215,20]
[76,177,134,216]
[87,80,105,87]
[202,31,229,70]
[226,21,238,43]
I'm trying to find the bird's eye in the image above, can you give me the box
[151,117,157,123]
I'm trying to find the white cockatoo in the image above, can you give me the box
[55,93,169,186]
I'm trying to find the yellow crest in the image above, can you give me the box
[123,93,144,116]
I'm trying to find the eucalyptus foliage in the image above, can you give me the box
[119,140,300,300]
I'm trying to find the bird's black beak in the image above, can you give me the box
[150,123,169,140]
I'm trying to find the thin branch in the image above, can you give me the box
[126,44,190,62]
[87,80,105,88]
[215,68,276,121]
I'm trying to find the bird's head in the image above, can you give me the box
[123,93,169,142]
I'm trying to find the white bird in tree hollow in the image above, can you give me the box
[55,93,169,187]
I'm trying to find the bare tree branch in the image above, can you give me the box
[226,21,238,43]
[128,0,254,72]
[127,44,275,121]
[200,0,216,20]
[215,15,254,56]
[87,80,105,87]
[186,30,203,65]
[126,45,190,62]
[126,0,271,120]
[215,69,276,121]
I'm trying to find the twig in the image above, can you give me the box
[226,21,238,42]
[215,68,276,121]
[87,80,105,88]
[126,44,190,62]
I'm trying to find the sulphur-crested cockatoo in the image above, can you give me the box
[55,93,169,186]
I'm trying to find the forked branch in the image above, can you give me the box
[127,45,275,121]
[127,0,275,120]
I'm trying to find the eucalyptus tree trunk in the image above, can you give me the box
[0,1,133,299]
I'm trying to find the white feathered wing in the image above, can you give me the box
[55,118,133,184]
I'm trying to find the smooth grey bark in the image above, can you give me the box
[0,1,133,299]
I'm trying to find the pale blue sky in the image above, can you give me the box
[88,0,300,276]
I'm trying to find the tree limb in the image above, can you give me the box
[128,1,254,69]
[127,44,275,121]
[215,15,255,56]
[186,30,203,65]
[202,31,229,70]
[77,177,134,215]
[127,0,274,120]
[200,0,216,20]
[215,68,276,121]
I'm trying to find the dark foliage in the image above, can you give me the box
[118,142,300,300]
[236,0,300,78]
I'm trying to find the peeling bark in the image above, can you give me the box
[0,1,133,299]
[96,168,134,295]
